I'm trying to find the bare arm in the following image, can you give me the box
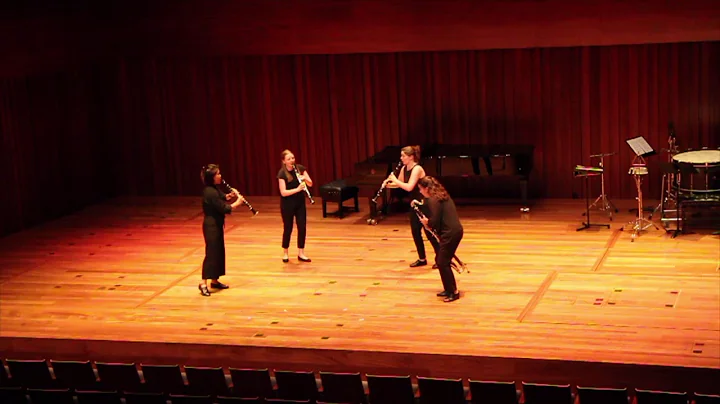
[390,166,425,192]
[298,170,313,187]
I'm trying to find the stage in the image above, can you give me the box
[0,197,718,393]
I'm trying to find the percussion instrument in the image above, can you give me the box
[672,150,720,166]
[574,165,603,177]
[672,149,720,194]
[628,166,648,176]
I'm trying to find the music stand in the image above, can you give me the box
[574,166,610,231]
[624,136,659,241]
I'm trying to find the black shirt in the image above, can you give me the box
[424,196,463,238]
[277,164,306,201]
[202,186,232,223]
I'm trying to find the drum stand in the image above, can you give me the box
[652,136,679,221]
[586,152,619,220]
[625,156,659,241]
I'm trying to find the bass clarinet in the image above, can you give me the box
[221,180,259,215]
[371,161,404,204]
[293,164,315,204]
[411,200,468,274]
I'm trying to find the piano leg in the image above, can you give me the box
[520,179,530,212]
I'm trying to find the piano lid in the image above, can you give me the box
[359,143,535,162]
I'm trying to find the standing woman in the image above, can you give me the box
[199,164,246,297]
[416,176,463,302]
[277,149,313,263]
[386,145,427,267]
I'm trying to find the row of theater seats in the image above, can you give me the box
[1,358,718,404]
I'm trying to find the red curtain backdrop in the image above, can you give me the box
[101,42,720,199]
[0,68,108,236]
[2,41,719,236]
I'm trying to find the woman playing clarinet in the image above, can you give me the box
[415,176,463,302]
[199,164,246,296]
[384,145,428,267]
[277,149,314,263]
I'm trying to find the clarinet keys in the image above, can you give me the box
[221,180,259,216]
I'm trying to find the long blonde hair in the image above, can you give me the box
[280,149,294,182]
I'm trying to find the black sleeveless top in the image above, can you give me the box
[401,164,422,201]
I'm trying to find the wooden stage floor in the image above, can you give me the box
[1,197,718,392]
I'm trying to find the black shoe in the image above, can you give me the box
[436,291,450,297]
[432,263,439,269]
[443,292,460,303]
[298,256,312,262]
[198,284,211,296]
[409,259,427,267]
[210,281,229,289]
[282,257,289,263]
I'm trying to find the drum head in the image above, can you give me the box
[673,150,720,165]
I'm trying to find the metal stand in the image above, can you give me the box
[577,173,610,231]
[586,152,619,220]
[625,157,659,241]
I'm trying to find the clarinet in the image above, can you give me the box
[371,161,404,204]
[221,180,259,215]
[293,164,315,204]
[410,200,468,274]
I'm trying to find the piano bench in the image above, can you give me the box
[320,180,360,218]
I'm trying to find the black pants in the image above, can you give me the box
[436,230,463,294]
[410,211,427,260]
[281,197,307,249]
[202,217,226,280]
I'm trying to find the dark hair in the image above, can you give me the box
[418,176,449,201]
[201,164,220,186]
[401,145,421,161]
[280,149,294,182]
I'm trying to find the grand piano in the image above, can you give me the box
[347,144,535,223]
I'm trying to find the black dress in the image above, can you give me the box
[202,186,232,280]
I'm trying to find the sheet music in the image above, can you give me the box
[626,136,654,156]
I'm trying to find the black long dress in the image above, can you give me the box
[202,186,232,279]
